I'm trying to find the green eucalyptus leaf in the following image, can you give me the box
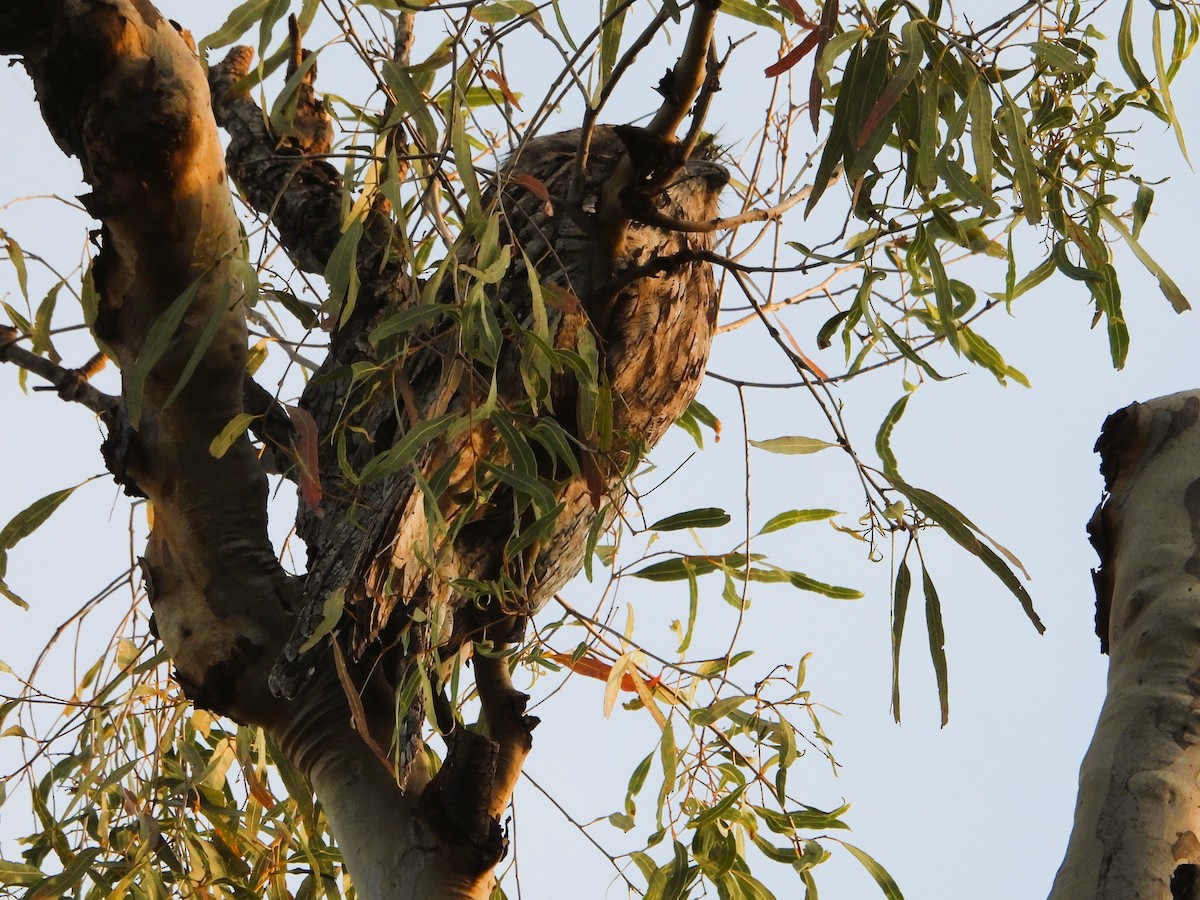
[923,567,950,726]
[649,508,731,532]
[758,509,840,535]
[875,394,910,479]
[835,840,905,900]
[0,486,77,553]
[718,0,787,36]
[200,0,271,51]
[749,436,838,455]
[891,558,911,722]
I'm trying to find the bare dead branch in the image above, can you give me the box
[716,262,863,333]
[574,1,677,191]
[395,11,416,67]
[631,181,815,234]
[679,41,723,160]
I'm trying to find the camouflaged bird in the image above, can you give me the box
[274,126,727,763]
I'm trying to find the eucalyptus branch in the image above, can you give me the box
[0,326,117,414]
[394,10,415,66]
[4,571,133,787]
[472,650,538,821]
[574,1,677,193]
[209,47,345,276]
[245,308,322,371]
[678,41,724,160]
[714,291,1005,388]
[519,0,641,147]
[963,0,1041,43]
[379,10,417,153]
[647,0,721,138]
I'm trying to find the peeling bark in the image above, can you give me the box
[1052,391,1200,900]
[209,46,346,277]
[9,0,295,725]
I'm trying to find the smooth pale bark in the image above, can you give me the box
[1052,390,1200,899]
[272,668,493,900]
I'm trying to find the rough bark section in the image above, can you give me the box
[207,46,424,700]
[1052,390,1200,900]
[209,45,412,360]
[209,46,345,276]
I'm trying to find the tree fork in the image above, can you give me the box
[2,4,544,897]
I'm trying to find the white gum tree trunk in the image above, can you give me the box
[1052,390,1200,900]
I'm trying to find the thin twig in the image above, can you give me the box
[520,771,639,891]
[717,263,862,333]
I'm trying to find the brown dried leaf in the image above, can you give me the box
[287,404,323,513]
[484,67,523,110]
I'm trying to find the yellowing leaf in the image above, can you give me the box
[604,652,633,717]
[749,436,838,455]
[758,509,840,535]
[209,413,256,459]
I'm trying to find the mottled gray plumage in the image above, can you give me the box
[275,128,727,757]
